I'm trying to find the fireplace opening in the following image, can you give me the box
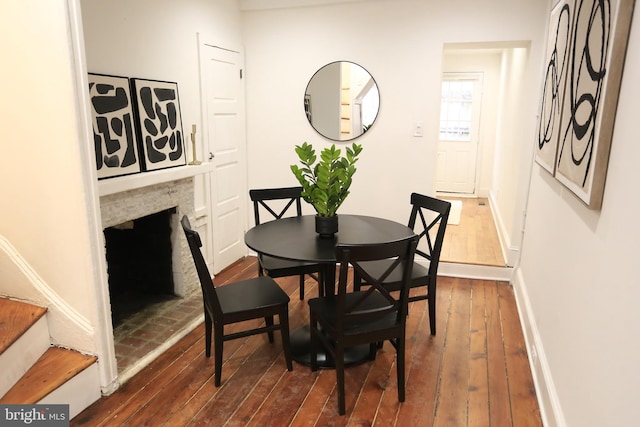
[104,208,177,327]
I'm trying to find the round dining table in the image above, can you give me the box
[245,214,415,367]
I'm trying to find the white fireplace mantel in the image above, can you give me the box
[97,163,215,197]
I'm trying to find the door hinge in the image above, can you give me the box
[240,69,243,79]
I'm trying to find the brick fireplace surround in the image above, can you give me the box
[99,175,202,379]
[100,178,198,298]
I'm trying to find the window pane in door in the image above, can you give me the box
[439,80,474,141]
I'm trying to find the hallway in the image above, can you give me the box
[439,197,506,267]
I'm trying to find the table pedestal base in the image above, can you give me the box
[290,325,371,368]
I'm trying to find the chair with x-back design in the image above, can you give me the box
[354,192,450,335]
[249,187,325,300]
[308,235,419,415]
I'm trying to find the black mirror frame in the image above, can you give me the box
[304,61,380,142]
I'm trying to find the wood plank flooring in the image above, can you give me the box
[72,257,541,426]
[439,197,506,267]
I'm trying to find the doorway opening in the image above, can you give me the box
[436,73,483,195]
[436,43,531,269]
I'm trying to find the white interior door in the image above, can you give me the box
[436,73,483,194]
[201,44,247,274]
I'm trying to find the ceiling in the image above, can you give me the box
[239,0,384,11]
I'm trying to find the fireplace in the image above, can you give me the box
[105,208,176,326]
[99,178,198,327]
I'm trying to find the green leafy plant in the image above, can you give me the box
[290,142,363,217]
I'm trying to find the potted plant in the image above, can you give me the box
[291,142,363,237]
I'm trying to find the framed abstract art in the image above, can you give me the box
[535,0,635,209]
[130,78,187,171]
[535,0,573,176]
[88,73,141,179]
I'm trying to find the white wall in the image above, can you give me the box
[81,0,243,221]
[492,47,540,265]
[81,0,242,126]
[241,0,548,230]
[0,0,101,353]
[516,3,640,425]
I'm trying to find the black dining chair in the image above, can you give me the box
[249,186,325,300]
[354,193,451,335]
[308,235,419,415]
[180,215,293,386]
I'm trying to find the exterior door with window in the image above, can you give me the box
[435,73,483,194]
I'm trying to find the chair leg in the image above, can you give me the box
[280,309,293,371]
[299,274,305,300]
[318,270,324,297]
[428,283,437,335]
[397,334,406,402]
[204,311,212,357]
[369,343,377,360]
[336,344,346,415]
[265,316,275,343]
[214,323,224,387]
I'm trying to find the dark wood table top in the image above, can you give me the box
[244,214,415,263]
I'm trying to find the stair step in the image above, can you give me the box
[0,297,47,355]
[0,297,51,397]
[0,347,97,404]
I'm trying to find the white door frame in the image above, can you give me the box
[435,72,484,196]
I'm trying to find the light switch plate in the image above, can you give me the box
[413,121,424,137]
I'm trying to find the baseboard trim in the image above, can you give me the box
[512,268,566,427]
[488,192,520,267]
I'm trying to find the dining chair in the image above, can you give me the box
[308,235,419,415]
[249,186,325,300]
[354,193,451,335]
[180,215,293,386]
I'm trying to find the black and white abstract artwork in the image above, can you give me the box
[131,78,186,171]
[536,0,635,209]
[535,0,573,175]
[88,73,141,179]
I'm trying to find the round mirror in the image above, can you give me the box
[304,61,380,141]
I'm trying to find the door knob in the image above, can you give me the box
[209,152,214,160]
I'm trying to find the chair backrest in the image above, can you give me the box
[180,215,222,317]
[334,235,419,332]
[407,193,451,278]
[249,186,303,225]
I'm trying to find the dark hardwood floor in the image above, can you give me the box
[72,257,541,426]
